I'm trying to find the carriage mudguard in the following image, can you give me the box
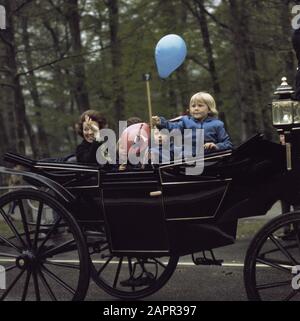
[0,166,76,204]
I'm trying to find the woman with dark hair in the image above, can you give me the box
[76,109,111,164]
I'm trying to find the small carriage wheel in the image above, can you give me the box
[244,212,300,301]
[88,230,179,300]
[0,189,90,301]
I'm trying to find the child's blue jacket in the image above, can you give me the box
[158,115,233,152]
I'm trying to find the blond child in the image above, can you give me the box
[152,92,232,153]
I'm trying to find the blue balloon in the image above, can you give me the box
[155,34,187,79]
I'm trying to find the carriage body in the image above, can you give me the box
[2,133,300,301]
[3,133,297,257]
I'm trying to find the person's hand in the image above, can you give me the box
[118,164,127,171]
[204,142,218,150]
[152,116,161,126]
[84,116,101,142]
[84,115,93,126]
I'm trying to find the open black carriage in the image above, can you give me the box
[0,129,300,301]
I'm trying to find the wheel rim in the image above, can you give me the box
[0,189,89,301]
[88,227,178,300]
[244,213,300,301]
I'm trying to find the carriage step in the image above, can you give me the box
[120,273,155,287]
[193,257,223,266]
[192,250,223,266]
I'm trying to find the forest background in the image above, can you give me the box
[0,0,298,159]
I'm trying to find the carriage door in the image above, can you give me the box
[159,160,231,221]
[101,170,169,255]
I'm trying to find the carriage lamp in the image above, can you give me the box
[272,77,297,127]
[272,77,300,170]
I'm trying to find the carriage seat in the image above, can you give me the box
[65,155,77,163]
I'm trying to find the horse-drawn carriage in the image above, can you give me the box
[1,79,300,301]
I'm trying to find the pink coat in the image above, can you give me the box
[118,123,150,164]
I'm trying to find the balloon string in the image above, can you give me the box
[146,80,153,128]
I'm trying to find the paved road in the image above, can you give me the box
[0,237,253,301]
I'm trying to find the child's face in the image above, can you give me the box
[83,120,99,143]
[189,100,209,120]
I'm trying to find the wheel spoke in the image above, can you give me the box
[44,260,80,270]
[137,258,148,274]
[41,265,75,295]
[33,202,44,250]
[292,222,300,254]
[32,271,41,301]
[269,234,298,265]
[113,257,123,289]
[5,265,17,272]
[256,257,291,273]
[21,271,31,301]
[0,208,27,248]
[36,218,62,255]
[283,290,299,301]
[0,234,21,253]
[257,256,294,267]
[40,239,76,258]
[153,258,167,269]
[100,244,109,252]
[256,280,291,290]
[38,270,57,301]
[128,257,135,292]
[259,243,298,258]
[0,269,25,301]
[0,252,18,258]
[17,200,32,248]
[97,256,113,276]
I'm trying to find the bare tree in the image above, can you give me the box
[21,16,49,157]
[106,0,125,120]
[0,0,27,154]
[183,0,222,109]
[65,0,90,113]
[227,0,260,140]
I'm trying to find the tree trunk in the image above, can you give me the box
[43,19,76,150]
[65,0,90,114]
[195,0,221,104]
[0,92,9,158]
[106,0,125,121]
[280,0,295,85]
[176,3,190,113]
[228,0,259,141]
[0,33,14,155]
[2,0,26,154]
[184,0,222,110]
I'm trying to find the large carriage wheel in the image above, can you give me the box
[88,228,179,300]
[0,189,89,301]
[244,212,300,301]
